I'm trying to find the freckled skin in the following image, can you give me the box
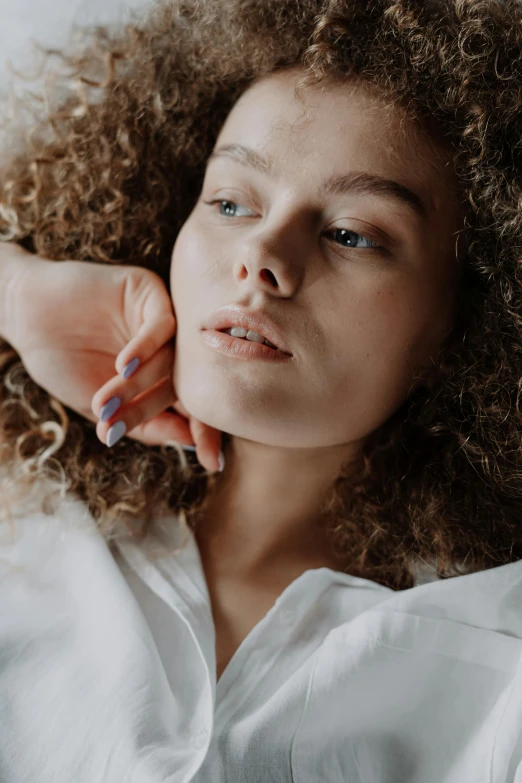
[169,66,463,579]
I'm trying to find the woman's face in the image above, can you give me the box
[170,68,463,450]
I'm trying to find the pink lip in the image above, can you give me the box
[201,329,293,361]
[202,306,292,356]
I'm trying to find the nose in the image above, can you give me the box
[232,215,307,297]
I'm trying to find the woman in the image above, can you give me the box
[0,0,521,780]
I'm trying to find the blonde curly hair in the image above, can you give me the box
[0,0,520,591]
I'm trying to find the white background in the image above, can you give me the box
[0,0,152,94]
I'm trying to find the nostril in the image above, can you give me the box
[261,269,278,286]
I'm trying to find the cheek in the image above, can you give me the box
[328,283,437,430]
[368,287,418,346]
[170,219,209,306]
[339,279,443,370]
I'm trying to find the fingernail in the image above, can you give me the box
[100,396,121,423]
[122,357,140,380]
[107,420,127,447]
[181,445,197,452]
[217,450,225,472]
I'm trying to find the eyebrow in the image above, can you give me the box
[208,143,429,221]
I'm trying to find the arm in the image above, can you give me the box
[0,241,40,346]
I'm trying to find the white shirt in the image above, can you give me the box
[1,491,522,782]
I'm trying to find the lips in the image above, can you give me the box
[219,327,279,349]
[202,306,292,356]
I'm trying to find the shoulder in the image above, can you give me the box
[0,483,103,581]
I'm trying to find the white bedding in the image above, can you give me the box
[0,0,150,94]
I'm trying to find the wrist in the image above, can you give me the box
[0,242,36,345]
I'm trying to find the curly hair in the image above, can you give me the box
[0,0,521,591]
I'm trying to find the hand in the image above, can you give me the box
[4,247,223,472]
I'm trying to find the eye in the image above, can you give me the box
[203,199,255,218]
[324,228,384,251]
[203,199,388,255]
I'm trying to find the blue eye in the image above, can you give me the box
[326,228,382,250]
[205,199,254,218]
[203,199,385,253]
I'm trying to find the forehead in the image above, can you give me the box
[215,69,456,214]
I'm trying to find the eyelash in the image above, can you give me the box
[202,199,385,252]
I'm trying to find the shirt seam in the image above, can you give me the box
[489,651,522,783]
[288,640,322,782]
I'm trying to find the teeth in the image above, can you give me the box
[229,327,248,338]
[225,326,278,350]
[230,327,265,344]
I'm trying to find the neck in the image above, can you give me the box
[193,435,360,580]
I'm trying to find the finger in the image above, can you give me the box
[115,311,176,378]
[95,376,193,446]
[127,411,195,447]
[172,398,191,419]
[189,418,223,473]
[172,400,224,473]
[91,342,174,420]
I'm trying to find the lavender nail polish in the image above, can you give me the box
[100,396,121,423]
[122,357,140,380]
[107,420,127,447]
